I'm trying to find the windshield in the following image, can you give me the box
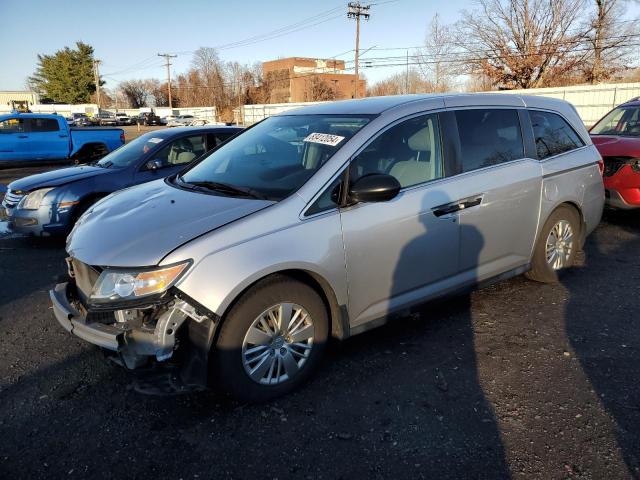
[591,106,640,137]
[179,114,371,200]
[96,133,166,168]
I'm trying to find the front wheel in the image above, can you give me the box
[526,205,581,283]
[214,276,329,402]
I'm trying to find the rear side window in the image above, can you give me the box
[28,118,59,132]
[454,109,524,172]
[529,110,585,160]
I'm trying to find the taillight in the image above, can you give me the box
[597,159,604,176]
[120,132,125,144]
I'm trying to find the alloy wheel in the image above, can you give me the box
[242,303,315,385]
[545,220,574,270]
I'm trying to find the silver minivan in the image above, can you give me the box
[51,94,604,400]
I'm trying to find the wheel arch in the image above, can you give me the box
[216,268,349,342]
[534,200,586,259]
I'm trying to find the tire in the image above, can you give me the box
[214,275,329,402]
[526,205,581,283]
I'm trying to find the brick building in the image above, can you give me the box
[262,57,366,103]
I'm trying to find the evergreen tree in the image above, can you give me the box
[29,42,99,103]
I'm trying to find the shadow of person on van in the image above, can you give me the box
[563,209,640,478]
[386,192,510,478]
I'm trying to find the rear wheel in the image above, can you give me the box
[214,276,329,402]
[526,205,581,283]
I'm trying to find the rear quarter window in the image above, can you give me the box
[528,110,585,160]
[28,118,60,132]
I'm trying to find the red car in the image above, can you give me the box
[590,97,640,209]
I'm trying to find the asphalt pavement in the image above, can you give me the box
[0,192,639,478]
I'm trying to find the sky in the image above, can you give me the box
[0,0,639,92]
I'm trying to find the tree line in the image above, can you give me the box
[28,0,638,118]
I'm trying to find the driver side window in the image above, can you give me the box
[151,135,206,167]
[350,113,443,189]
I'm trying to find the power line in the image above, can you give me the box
[170,5,346,55]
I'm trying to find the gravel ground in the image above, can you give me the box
[0,168,639,478]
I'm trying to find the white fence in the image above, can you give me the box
[495,82,640,126]
[235,82,640,126]
[235,102,327,125]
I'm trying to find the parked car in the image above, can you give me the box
[589,97,640,209]
[3,126,241,237]
[50,94,603,401]
[94,112,117,126]
[66,113,92,127]
[167,115,195,127]
[160,115,176,125]
[115,112,132,126]
[0,113,124,168]
[137,112,161,126]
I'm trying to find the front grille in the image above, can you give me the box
[603,157,629,177]
[70,258,101,303]
[2,190,24,208]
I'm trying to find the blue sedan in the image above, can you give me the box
[2,126,242,237]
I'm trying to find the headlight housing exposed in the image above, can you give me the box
[19,188,54,210]
[90,261,191,303]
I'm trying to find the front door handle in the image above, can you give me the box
[432,195,484,217]
[17,134,28,139]
[432,203,463,217]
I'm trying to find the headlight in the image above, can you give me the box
[19,188,54,210]
[90,261,191,303]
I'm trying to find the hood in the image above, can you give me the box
[67,179,274,267]
[590,135,640,158]
[8,165,111,192]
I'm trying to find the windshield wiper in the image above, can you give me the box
[188,181,267,200]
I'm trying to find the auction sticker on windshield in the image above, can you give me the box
[303,132,345,147]
[148,137,163,144]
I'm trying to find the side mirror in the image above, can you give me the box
[145,159,163,171]
[349,174,401,203]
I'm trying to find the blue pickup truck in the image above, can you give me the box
[0,113,124,166]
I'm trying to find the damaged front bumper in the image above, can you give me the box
[50,281,218,393]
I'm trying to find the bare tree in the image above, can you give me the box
[119,80,152,108]
[418,14,458,92]
[582,0,636,83]
[303,76,337,101]
[143,79,169,107]
[192,47,230,109]
[367,69,435,97]
[456,0,586,89]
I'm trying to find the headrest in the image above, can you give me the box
[407,126,432,152]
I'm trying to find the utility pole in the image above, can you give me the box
[93,59,102,109]
[348,2,370,99]
[158,53,177,107]
[405,50,409,94]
